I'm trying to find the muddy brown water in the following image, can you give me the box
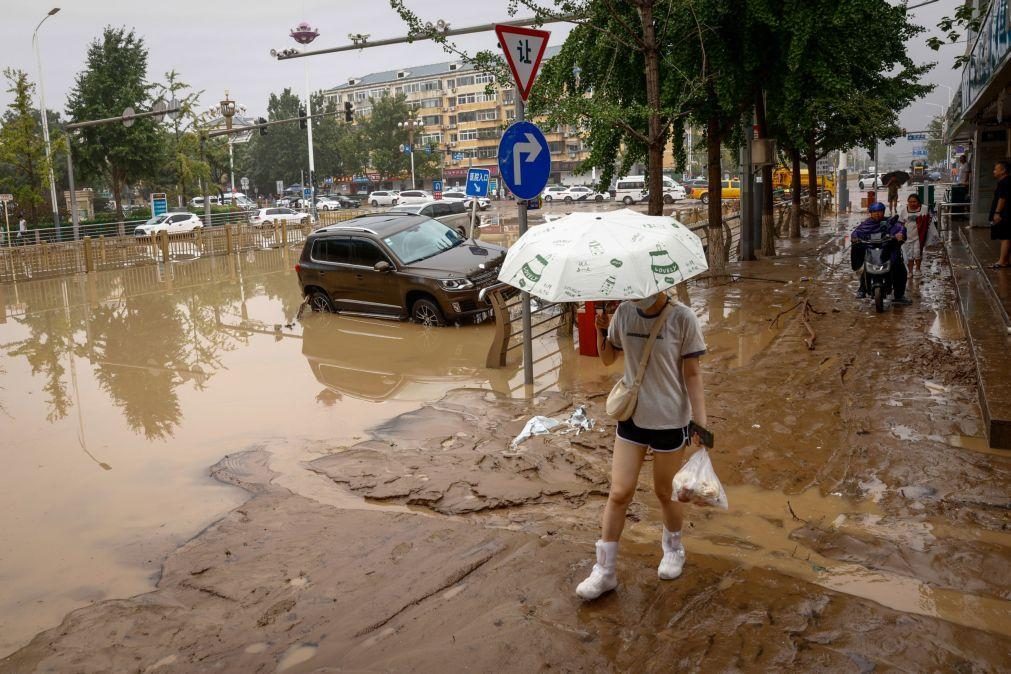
[0,248,608,657]
[2,214,1010,670]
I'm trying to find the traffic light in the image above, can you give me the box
[257,117,268,136]
[309,170,316,187]
[344,101,354,123]
[299,106,307,129]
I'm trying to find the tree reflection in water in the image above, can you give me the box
[1,249,300,439]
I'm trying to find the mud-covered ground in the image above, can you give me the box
[4,215,1010,673]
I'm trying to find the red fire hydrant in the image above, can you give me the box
[577,301,599,357]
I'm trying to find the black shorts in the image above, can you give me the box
[616,418,688,452]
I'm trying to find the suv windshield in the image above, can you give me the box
[144,214,170,225]
[389,204,422,214]
[383,219,463,265]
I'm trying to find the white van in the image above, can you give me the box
[613,175,687,205]
[189,193,256,209]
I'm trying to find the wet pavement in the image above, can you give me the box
[2,212,1011,671]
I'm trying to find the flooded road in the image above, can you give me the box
[0,247,605,657]
[3,213,1010,672]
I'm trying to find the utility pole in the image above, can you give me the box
[33,7,61,236]
[291,22,320,222]
[517,95,533,388]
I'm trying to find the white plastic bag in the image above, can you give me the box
[510,416,561,448]
[671,449,729,509]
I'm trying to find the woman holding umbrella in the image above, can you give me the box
[495,209,712,600]
[575,290,708,600]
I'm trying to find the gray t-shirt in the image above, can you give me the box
[607,300,706,429]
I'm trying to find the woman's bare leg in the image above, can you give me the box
[651,449,686,532]
[601,437,647,542]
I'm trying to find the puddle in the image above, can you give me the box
[245,642,269,654]
[929,309,965,341]
[943,434,1011,457]
[631,484,1011,638]
[277,643,317,672]
[0,249,591,658]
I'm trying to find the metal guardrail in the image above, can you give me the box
[0,207,371,283]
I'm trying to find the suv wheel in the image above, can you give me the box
[663,194,674,204]
[412,298,445,327]
[308,289,335,313]
[544,195,553,202]
[371,199,379,207]
[622,196,634,205]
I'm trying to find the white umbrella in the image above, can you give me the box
[497,208,708,302]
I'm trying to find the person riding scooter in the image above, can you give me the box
[850,201,911,305]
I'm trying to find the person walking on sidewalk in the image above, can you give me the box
[576,292,708,600]
[900,193,935,278]
[886,175,900,215]
[990,160,1011,269]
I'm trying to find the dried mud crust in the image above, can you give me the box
[5,218,1011,673]
[3,451,1005,674]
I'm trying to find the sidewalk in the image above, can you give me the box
[948,221,1011,447]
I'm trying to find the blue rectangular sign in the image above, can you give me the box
[453,152,464,161]
[911,148,928,157]
[432,180,443,193]
[465,168,491,197]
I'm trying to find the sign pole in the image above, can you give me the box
[2,200,10,248]
[517,95,534,388]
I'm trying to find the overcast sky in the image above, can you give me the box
[0,0,965,162]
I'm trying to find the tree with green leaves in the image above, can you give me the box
[0,69,56,224]
[66,27,165,221]
[769,0,931,234]
[926,115,946,165]
[928,1,990,68]
[153,70,209,204]
[363,94,439,183]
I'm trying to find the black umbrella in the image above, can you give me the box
[882,170,910,187]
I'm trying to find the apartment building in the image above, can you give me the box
[322,47,592,191]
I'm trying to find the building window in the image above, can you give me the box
[420,133,443,145]
[475,109,497,121]
[502,91,515,105]
[450,133,457,142]
[419,97,442,109]
[449,63,460,72]
[548,141,565,153]
[475,73,495,85]
[477,146,497,159]
[457,111,477,123]
[356,91,367,101]
[458,129,480,141]
[454,75,476,87]
[478,127,499,140]
[422,115,442,126]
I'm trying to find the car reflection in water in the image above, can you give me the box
[300,313,517,403]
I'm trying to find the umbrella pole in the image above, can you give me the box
[518,97,534,389]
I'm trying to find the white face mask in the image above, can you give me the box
[635,296,657,310]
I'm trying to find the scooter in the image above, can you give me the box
[858,226,896,313]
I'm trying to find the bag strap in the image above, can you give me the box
[632,303,670,387]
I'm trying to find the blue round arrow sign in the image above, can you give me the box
[498,121,551,200]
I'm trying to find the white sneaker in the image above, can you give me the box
[658,527,685,580]
[576,540,618,600]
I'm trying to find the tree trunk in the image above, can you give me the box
[789,148,802,238]
[638,1,665,217]
[756,91,775,256]
[113,168,124,223]
[805,134,820,227]
[706,114,726,271]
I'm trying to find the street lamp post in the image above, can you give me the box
[33,7,61,235]
[219,92,237,206]
[398,112,423,189]
[291,22,320,221]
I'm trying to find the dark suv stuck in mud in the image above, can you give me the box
[296,213,506,326]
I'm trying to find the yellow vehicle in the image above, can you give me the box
[697,179,741,204]
[771,167,835,197]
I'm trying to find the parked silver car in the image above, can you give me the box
[133,212,203,236]
[386,200,480,239]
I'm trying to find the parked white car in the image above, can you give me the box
[315,197,342,211]
[858,173,885,189]
[134,212,203,236]
[249,207,307,227]
[541,185,569,202]
[368,190,399,207]
[441,190,491,210]
[559,185,609,202]
[614,175,686,205]
[397,190,434,205]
